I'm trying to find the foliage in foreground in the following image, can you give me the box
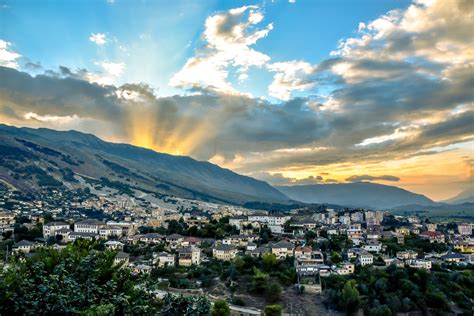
[0,240,211,315]
[322,264,474,315]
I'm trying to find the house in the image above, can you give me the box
[182,236,202,247]
[458,223,472,236]
[333,262,355,275]
[166,233,184,249]
[228,216,247,230]
[407,259,432,270]
[396,250,418,260]
[99,225,123,239]
[362,240,382,253]
[114,252,130,265]
[55,228,72,241]
[249,246,270,258]
[12,240,35,253]
[43,221,70,238]
[68,232,99,241]
[441,252,466,264]
[74,219,104,234]
[294,246,313,260]
[105,240,124,250]
[139,233,163,244]
[154,252,176,267]
[178,246,201,266]
[213,244,238,261]
[271,240,294,259]
[419,231,445,243]
[246,242,257,251]
[358,251,373,266]
[132,264,152,274]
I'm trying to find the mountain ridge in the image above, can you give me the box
[0,124,289,205]
[276,182,436,210]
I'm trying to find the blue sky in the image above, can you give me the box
[1,0,411,98]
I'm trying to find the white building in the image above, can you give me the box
[407,259,432,270]
[363,240,382,253]
[458,223,472,236]
[154,252,176,267]
[74,219,104,234]
[99,225,123,239]
[43,221,70,238]
[358,251,374,266]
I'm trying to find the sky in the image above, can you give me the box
[0,0,472,201]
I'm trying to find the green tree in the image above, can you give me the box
[369,305,391,316]
[265,281,282,303]
[212,299,230,316]
[341,281,361,316]
[262,305,283,316]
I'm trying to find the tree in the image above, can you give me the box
[262,253,277,270]
[330,251,342,264]
[265,281,282,303]
[262,304,283,316]
[369,305,391,316]
[0,240,162,315]
[341,281,361,316]
[212,299,230,316]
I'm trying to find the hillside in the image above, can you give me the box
[442,188,474,204]
[0,124,289,205]
[276,182,436,210]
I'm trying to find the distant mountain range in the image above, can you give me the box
[0,124,289,205]
[442,188,474,204]
[1,124,471,212]
[276,182,437,210]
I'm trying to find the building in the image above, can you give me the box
[99,225,123,239]
[178,246,201,266]
[68,232,99,241]
[114,252,130,265]
[213,244,238,261]
[362,240,382,253]
[74,219,104,234]
[154,252,176,267]
[139,233,163,244]
[396,250,418,260]
[419,231,445,243]
[166,233,184,249]
[407,259,432,270]
[458,223,472,236]
[271,240,294,259]
[105,240,124,250]
[12,240,35,253]
[43,221,70,238]
[441,252,466,264]
[358,251,373,266]
[334,262,355,275]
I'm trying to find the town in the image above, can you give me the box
[0,184,472,315]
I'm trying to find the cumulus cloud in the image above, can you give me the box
[170,5,272,95]
[0,40,21,69]
[267,61,316,100]
[346,175,400,182]
[89,33,108,45]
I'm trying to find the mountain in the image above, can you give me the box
[276,182,436,210]
[0,124,289,205]
[443,188,474,204]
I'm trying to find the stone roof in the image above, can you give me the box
[13,240,34,247]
